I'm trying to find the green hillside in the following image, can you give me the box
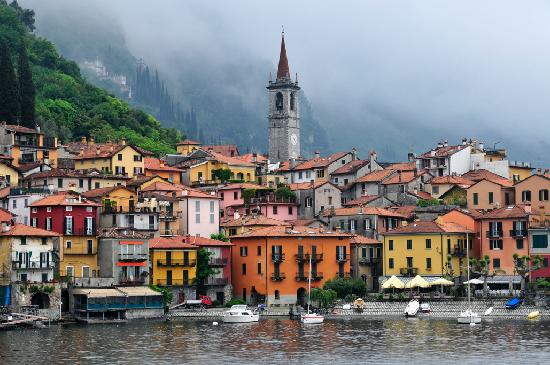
[0,1,182,155]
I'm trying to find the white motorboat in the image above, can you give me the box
[222,305,260,323]
[404,299,420,317]
[458,309,481,324]
[301,253,324,324]
[420,303,431,313]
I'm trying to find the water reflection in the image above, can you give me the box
[0,319,549,364]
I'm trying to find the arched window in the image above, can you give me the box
[275,92,283,111]
[290,92,296,111]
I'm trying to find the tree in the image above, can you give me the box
[212,168,232,183]
[275,186,296,201]
[323,277,367,299]
[210,233,229,242]
[0,41,19,123]
[8,1,35,31]
[310,288,337,311]
[469,255,493,296]
[513,254,542,293]
[195,248,216,297]
[18,39,34,127]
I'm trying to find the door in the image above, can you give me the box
[297,288,306,307]
[129,199,135,212]
[216,292,224,305]
[149,215,155,230]
[183,251,189,266]
[87,240,93,255]
[166,251,172,266]
[166,270,172,286]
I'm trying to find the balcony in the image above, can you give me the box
[486,230,503,238]
[450,247,465,257]
[157,279,190,286]
[64,245,97,255]
[295,272,323,281]
[65,228,96,236]
[358,257,381,265]
[249,195,297,204]
[271,253,285,263]
[400,267,418,276]
[118,253,148,262]
[510,229,527,238]
[12,260,54,270]
[157,259,196,267]
[159,211,182,220]
[336,271,352,278]
[205,277,229,286]
[270,272,286,281]
[295,253,324,263]
[159,229,186,236]
[119,278,146,286]
[336,254,349,263]
[209,257,228,266]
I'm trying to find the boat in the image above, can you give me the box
[527,310,541,320]
[222,305,260,323]
[457,233,481,325]
[404,299,420,317]
[506,297,521,309]
[420,302,431,313]
[301,252,324,324]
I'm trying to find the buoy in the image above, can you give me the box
[212,321,219,326]
[527,311,540,320]
[470,322,476,327]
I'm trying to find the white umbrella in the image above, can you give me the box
[464,278,484,285]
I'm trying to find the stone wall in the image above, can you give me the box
[125,308,164,320]
[11,282,62,320]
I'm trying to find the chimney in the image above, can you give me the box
[479,141,484,151]
[369,150,377,161]
[289,158,297,168]
[537,168,542,175]
[89,137,94,145]
[182,190,189,196]
[96,147,101,155]
[314,151,321,159]
[36,125,41,133]
[443,140,448,147]
[351,148,357,161]
[430,149,436,157]
[462,138,467,146]
[407,152,415,162]
[81,136,87,144]
[437,142,443,148]
[252,153,257,163]
[121,138,126,146]
[398,171,402,182]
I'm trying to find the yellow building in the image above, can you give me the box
[0,159,19,187]
[176,139,201,156]
[187,159,230,185]
[382,220,472,278]
[144,157,183,184]
[0,124,58,168]
[82,186,137,212]
[509,163,533,183]
[73,140,150,178]
[149,236,198,287]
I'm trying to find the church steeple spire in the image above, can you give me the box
[277,31,290,80]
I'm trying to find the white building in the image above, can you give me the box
[179,190,220,238]
[7,188,50,225]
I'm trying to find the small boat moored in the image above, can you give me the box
[301,312,324,324]
[404,300,420,317]
[458,309,482,324]
[527,310,541,320]
[506,297,521,310]
[420,302,431,313]
[222,305,260,323]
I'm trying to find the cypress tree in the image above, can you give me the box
[18,39,35,127]
[0,42,19,123]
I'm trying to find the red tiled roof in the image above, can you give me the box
[237,153,269,164]
[447,208,484,219]
[325,206,407,218]
[0,187,11,200]
[462,169,513,187]
[207,151,255,167]
[141,181,181,192]
[82,186,134,199]
[176,139,201,146]
[351,235,381,245]
[382,171,424,185]
[430,175,474,186]
[232,225,352,238]
[355,169,395,184]
[30,192,101,207]
[3,124,40,134]
[384,220,472,235]
[388,205,416,218]
[74,143,151,160]
[290,219,328,227]
[0,207,14,222]
[0,223,60,237]
[218,183,271,191]
[479,205,532,220]
[344,195,382,207]
[409,191,432,200]
[288,181,338,191]
[331,160,370,175]
[187,235,234,247]
[149,236,198,249]
[386,162,416,171]
[221,214,286,227]
[145,157,184,172]
[418,145,467,158]
[201,144,239,158]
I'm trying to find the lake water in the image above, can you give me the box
[0,318,549,364]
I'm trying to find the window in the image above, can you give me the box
[298,172,303,179]
[32,207,37,213]
[334,177,339,183]
[533,235,548,249]
[257,246,261,256]
[31,218,37,227]
[305,197,312,208]
[240,246,248,257]
[242,263,247,275]
[389,258,394,269]
[66,266,73,278]
[490,239,503,250]
[41,237,47,245]
[257,262,262,274]
[306,171,311,179]
[516,239,524,250]
[407,239,413,250]
[493,258,500,269]
[86,206,93,212]
[133,167,142,175]
[273,206,278,215]
[364,219,371,230]
[58,178,63,188]
[275,92,283,110]
[195,212,200,224]
[389,240,394,251]
[12,200,16,209]
[473,192,478,205]
[233,191,238,200]
[543,258,549,268]
[426,258,432,269]
[328,196,333,205]
[425,239,431,249]
[66,240,72,249]
[65,216,73,235]
[288,206,293,215]
[539,189,549,201]
[118,153,123,161]
[488,192,494,204]
[46,217,52,231]
[513,174,520,183]
[316,169,325,178]
[133,155,142,162]
[82,266,90,278]
[47,207,52,212]
[95,182,100,189]
[275,290,280,300]
[349,219,356,231]
[66,206,72,212]
[79,179,84,188]
[522,190,532,202]
[432,186,439,195]
[24,199,28,208]
[21,237,26,245]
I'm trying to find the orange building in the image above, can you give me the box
[144,157,184,184]
[230,226,352,306]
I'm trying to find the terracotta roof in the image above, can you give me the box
[186,235,234,247]
[142,182,219,199]
[221,214,286,227]
[331,160,370,175]
[292,152,349,171]
[30,192,101,207]
[17,162,48,173]
[382,171,424,185]
[24,168,128,181]
[176,139,201,146]
[0,223,60,237]
[149,236,199,249]
[141,181,181,192]
[384,220,471,235]
[218,183,271,191]
[2,124,40,134]
[351,235,381,245]
[277,34,290,79]
[408,191,432,200]
[325,206,407,218]
[290,219,328,227]
[344,195,383,207]
[288,180,338,191]
[201,144,239,158]
[355,169,395,184]
[82,186,134,199]
[386,162,416,171]
[0,187,11,200]
[430,175,474,186]
[74,143,151,160]
[479,205,532,220]
[0,207,14,222]
[126,175,159,187]
[388,205,416,218]
[144,157,184,172]
[462,169,513,187]
[231,225,352,238]
[0,154,13,160]
[418,145,467,158]
[237,153,268,164]
[97,228,151,239]
[447,208,484,219]
[207,150,255,167]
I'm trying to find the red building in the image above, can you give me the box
[30,192,101,279]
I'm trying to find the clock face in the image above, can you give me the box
[290,134,298,146]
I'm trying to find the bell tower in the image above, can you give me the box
[268,32,300,163]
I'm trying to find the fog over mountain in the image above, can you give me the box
[22,0,550,165]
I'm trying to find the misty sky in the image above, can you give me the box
[24,0,550,165]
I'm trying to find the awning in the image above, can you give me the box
[116,262,147,267]
[485,275,522,284]
[405,275,431,289]
[382,275,405,289]
[73,288,124,298]
[117,286,162,297]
